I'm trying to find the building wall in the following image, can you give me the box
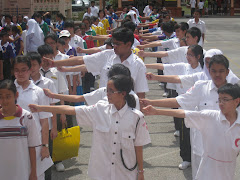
[1,0,72,18]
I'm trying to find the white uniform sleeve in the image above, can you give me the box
[162,47,187,64]
[24,112,41,147]
[48,80,60,104]
[98,44,107,51]
[163,63,185,76]
[134,116,151,146]
[161,39,173,49]
[134,63,149,93]
[75,105,96,127]
[185,110,214,131]
[83,51,108,76]
[83,88,105,105]
[176,81,202,110]
[201,22,206,34]
[38,89,53,119]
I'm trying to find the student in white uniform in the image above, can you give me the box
[143,83,240,180]
[140,54,240,179]
[138,27,202,64]
[13,56,53,180]
[0,79,40,180]
[43,28,149,99]
[146,44,203,170]
[187,10,206,47]
[26,19,44,52]
[44,64,140,110]
[29,74,151,180]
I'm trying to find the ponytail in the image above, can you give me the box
[125,94,136,108]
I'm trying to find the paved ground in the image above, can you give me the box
[52,18,240,180]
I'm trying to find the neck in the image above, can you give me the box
[225,110,238,126]
[195,18,199,23]
[42,66,49,72]
[191,62,198,69]
[17,80,30,90]
[31,72,41,82]
[115,101,126,111]
[1,105,17,117]
[215,80,227,88]
[119,50,132,62]
[1,41,6,46]
[70,33,74,38]
[53,49,58,56]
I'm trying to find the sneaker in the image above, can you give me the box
[55,162,65,172]
[178,161,191,170]
[159,83,164,89]
[174,130,180,137]
[162,92,169,97]
[90,87,95,92]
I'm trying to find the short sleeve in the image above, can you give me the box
[163,63,185,76]
[38,89,53,119]
[23,112,41,147]
[134,117,151,146]
[48,80,59,104]
[83,88,105,105]
[134,62,149,93]
[75,105,96,127]
[179,74,196,90]
[57,71,68,94]
[83,51,108,76]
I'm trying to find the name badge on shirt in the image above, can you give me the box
[51,76,57,80]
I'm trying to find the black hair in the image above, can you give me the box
[91,1,95,3]
[218,83,240,107]
[187,27,201,43]
[4,14,12,20]
[98,10,106,17]
[107,63,131,78]
[174,22,189,32]
[91,16,98,23]
[194,9,201,14]
[188,44,204,68]
[37,44,54,57]
[32,12,42,19]
[0,29,9,37]
[180,37,187,46]
[12,55,31,69]
[121,21,136,32]
[27,52,42,65]
[109,75,136,108]
[83,16,91,25]
[163,14,170,19]
[56,12,65,21]
[209,54,229,70]
[11,26,20,34]
[112,27,134,46]
[0,79,17,96]
[64,20,74,28]
[44,33,58,43]
[57,38,66,46]
[104,37,113,48]
[121,18,131,25]
[157,18,163,27]
[79,22,87,29]
[161,22,174,34]
[124,15,132,20]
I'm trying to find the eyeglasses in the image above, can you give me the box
[14,69,29,74]
[104,88,121,94]
[217,98,235,104]
[111,42,124,47]
[186,53,195,57]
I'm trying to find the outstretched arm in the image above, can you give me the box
[140,98,180,108]
[58,65,87,73]
[77,47,101,54]
[146,72,181,83]
[137,40,162,50]
[44,88,86,103]
[142,105,185,118]
[29,104,76,115]
[145,63,164,70]
[138,50,168,58]
[43,56,84,67]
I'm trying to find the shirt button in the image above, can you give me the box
[129,136,131,138]
[116,121,118,124]
[113,152,115,155]
[112,162,114,165]
[114,142,116,144]
[115,132,117,134]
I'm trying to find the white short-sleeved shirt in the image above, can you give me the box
[198,2,204,9]
[75,101,151,180]
[83,49,149,93]
[161,38,180,51]
[83,12,93,19]
[162,46,189,64]
[185,109,240,180]
[15,80,52,134]
[143,5,152,16]
[40,67,68,95]
[32,74,59,130]
[0,107,41,180]
[179,70,240,92]
[90,6,99,17]
[187,19,206,46]
[83,87,140,110]
[163,63,202,94]
[190,0,196,8]
[69,34,85,56]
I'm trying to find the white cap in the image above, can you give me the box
[59,30,71,38]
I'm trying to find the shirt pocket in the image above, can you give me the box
[121,132,135,150]
[198,100,217,110]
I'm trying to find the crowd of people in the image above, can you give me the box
[0,1,239,180]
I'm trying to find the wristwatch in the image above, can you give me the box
[42,144,49,148]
